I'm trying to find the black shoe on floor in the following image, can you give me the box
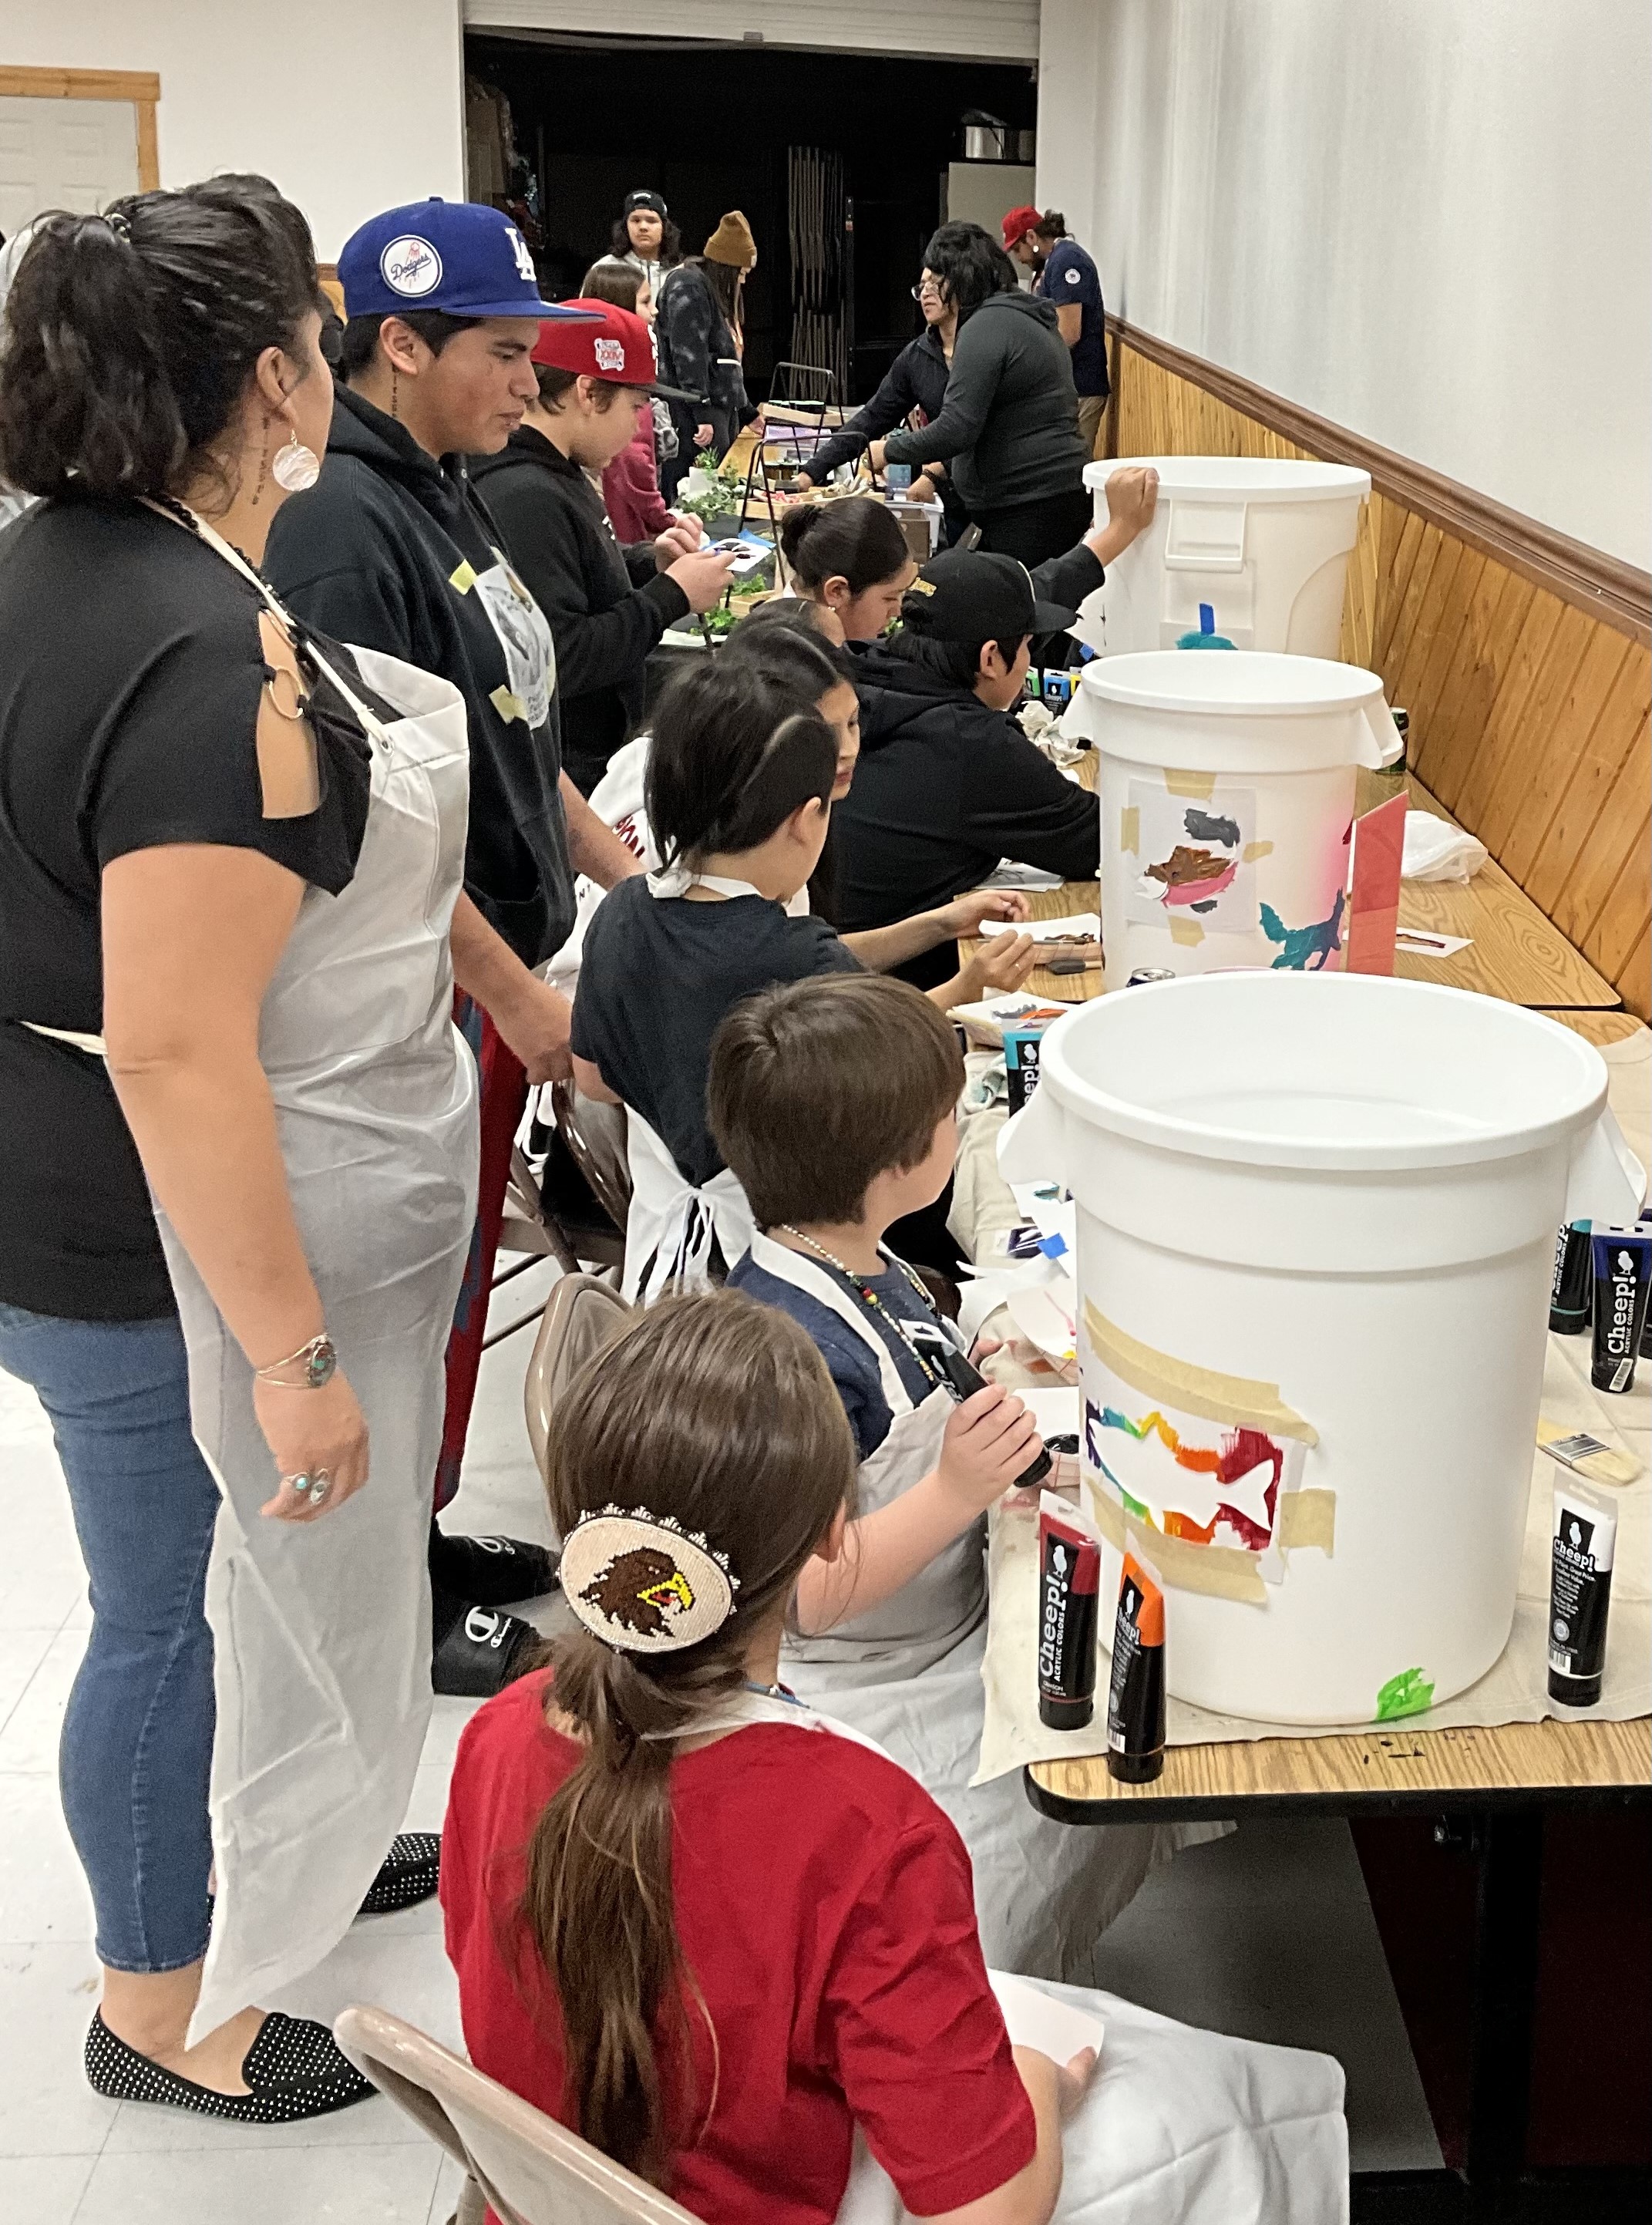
[358,1832,440,1916]
[86,2010,372,2122]
[432,1595,539,1698]
[429,1527,560,1608]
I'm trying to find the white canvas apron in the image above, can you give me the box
[136,516,479,2039]
[620,867,804,1303]
[747,1234,1167,1977]
[692,1691,1351,2225]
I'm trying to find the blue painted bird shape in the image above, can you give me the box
[1259,889,1344,970]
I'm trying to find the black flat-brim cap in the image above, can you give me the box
[899,547,1078,640]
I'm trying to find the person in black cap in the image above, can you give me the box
[835,467,1159,988]
[613,189,681,299]
[474,298,738,794]
[267,197,643,1696]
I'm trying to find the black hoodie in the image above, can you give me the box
[837,623,1101,990]
[471,425,688,796]
[882,289,1086,516]
[264,388,575,968]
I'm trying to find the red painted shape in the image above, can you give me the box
[1345,792,1408,974]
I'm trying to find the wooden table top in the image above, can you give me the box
[1548,1008,1649,1046]
[965,759,1621,1011]
[1028,1715,1652,1820]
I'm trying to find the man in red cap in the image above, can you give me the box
[1001,206,1110,458]
[474,300,738,794]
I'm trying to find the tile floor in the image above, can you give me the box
[1,1253,1440,2220]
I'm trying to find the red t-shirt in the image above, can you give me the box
[441,1671,1036,2225]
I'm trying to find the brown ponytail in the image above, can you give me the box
[523,1291,856,2183]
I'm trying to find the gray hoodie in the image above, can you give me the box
[882,288,1086,515]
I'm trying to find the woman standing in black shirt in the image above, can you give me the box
[0,183,476,2119]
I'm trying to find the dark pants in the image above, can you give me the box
[971,487,1093,569]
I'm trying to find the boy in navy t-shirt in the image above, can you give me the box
[1002,207,1110,456]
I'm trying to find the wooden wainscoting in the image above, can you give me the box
[1100,323,1652,1018]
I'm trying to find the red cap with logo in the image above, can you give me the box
[1000,204,1043,249]
[530,298,695,400]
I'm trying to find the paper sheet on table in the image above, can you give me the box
[1021,1386,1081,1443]
[1394,928,1473,958]
[984,858,1066,890]
[1008,1178,1078,1261]
[972,1328,1649,1782]
[950,993,1077,1045]
[981,911,1100,944]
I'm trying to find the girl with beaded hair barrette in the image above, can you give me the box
[439,1290,1348,2225]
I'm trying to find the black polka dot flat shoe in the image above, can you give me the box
[86,2009,374,2122]
[358,1830,440,1915]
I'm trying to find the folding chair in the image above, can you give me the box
[333,2005,703,2225]
[523,1272,635,1482]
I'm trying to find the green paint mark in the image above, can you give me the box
[1374,1667,1435,1722]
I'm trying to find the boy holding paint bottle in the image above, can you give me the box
[709,971,1192,1974]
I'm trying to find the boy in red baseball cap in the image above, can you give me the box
[474,299,738,793]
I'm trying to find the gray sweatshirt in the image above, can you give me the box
[882,288,1087,515]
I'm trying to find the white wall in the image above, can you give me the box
[1038,0,1652,567]
[2,1,466,258]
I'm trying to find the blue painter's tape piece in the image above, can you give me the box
[1038,1232,1068,1260]
[1199,601,1215,635]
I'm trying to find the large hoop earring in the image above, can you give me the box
[271,422,321,493]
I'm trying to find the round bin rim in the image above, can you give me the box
[1079,649,1385,719]
[1085,455,1373,501]
[1037,974,1610,1173]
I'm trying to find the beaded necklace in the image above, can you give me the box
[773,1225,950,1392]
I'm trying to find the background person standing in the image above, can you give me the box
[1003,207,1110,459]
[265,198,641,1697]
[868,223,1088,568]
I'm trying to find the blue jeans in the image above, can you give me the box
[0,1302,217,1973]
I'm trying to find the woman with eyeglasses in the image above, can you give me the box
[866,221,1090,568]
[792,268,964,540]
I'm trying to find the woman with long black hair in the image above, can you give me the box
[0,180,478,2116]
[869,220,1089,567]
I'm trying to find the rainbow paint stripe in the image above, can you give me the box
[1089,1405,1284,1551]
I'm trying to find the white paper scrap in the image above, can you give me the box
[1395,928,1473,957]
[981,911,1101,944]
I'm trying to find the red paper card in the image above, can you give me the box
[1344,793,1408,975]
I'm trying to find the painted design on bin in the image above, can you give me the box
[1129,779,1257,932]
[1091,1406,1283,1550]
[1260,889,1344,971]
[1374,1666,1434,1722]
[1079,1304,1325,1602]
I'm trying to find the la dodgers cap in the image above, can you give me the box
[530,298,696,401]
[899,547,1078,643]
[338,198,595,323]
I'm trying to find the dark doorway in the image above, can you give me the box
[463,31,1037,402]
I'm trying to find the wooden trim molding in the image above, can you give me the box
[1109,316,1651,648]
[0,65,161,194]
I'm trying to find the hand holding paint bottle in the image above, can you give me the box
[936,1382,1047,1515]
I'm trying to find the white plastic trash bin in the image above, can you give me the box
[1065,649,1401,988]
[999,973,1643,1725]
[1078,456,1371,656]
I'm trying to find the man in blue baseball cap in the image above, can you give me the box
[267,199,638,1696]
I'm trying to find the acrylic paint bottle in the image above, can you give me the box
[1589,1227,1652,1392]
[1548,1220,1593,1335]
[1037,1493,1101,1729]
[1105,1552,1166,1781]
[1548,1483,1617,1707]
